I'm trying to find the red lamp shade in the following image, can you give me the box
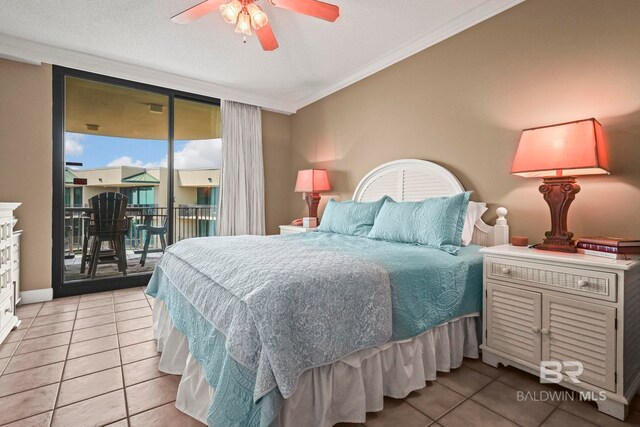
[511,118,609,178]
[294,169,331,193]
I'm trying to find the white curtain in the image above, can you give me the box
[217,100,266,236]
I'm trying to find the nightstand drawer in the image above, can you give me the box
[0,294,14,332]
[486,256,617,301]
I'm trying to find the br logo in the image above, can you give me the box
[539,361,583,384]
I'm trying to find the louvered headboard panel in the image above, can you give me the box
[352,159,509,246]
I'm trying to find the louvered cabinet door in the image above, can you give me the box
[542,295,616,392]
[486,282,542,365]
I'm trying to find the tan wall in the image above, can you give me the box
[0,60,52,292]
[289,0,640,242]
[262,110,292,235]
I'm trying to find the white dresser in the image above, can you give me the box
[480,244,640,420]
[0,202,21,345]
[279,225,317,235]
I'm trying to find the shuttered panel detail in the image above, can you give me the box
[543,295,616,392]
[401,170,453,201]
[486,282,541,364]
[624,273,640,396]
[359,171,401,202]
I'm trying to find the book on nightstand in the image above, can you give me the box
[576,236,640,260]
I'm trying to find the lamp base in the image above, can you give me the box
[304,192,321,219]
[537,176,580,253]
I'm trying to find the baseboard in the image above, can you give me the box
[20,288,54,304]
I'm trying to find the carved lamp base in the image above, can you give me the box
[304,192,321,219]
[536,176,580,253]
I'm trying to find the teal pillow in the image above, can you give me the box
[367,192,471,254]
[317,197,387,237]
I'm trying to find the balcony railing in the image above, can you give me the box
[64,205,217,256]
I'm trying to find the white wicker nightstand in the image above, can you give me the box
[279,225,316,235]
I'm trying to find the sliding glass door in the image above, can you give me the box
[53,67,220,297]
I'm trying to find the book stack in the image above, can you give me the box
[576,237,640,260]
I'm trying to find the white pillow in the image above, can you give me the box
[461,201,488,246]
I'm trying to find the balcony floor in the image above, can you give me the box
[64,251,162,282]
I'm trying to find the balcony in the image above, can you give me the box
[64,205,216,281]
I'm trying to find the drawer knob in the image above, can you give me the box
[578,279,589,288]
[541,328,550,335]
[531,327,540,333]
[502,267,511,275]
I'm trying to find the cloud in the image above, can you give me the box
[106,139,221,170]
[65,133,84,156]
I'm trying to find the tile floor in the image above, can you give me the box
[0,287,639,427]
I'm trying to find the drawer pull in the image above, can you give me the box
[3,308,10,315]
[531,327,540,333]
[502,267,512,275]
[578,279,589,288]
[541,328,550,335]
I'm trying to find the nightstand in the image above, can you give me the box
[479,244,640,420]
[279,225,317,235]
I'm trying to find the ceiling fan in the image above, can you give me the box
[171,0,340,51]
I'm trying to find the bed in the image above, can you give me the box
[147,159,509,426]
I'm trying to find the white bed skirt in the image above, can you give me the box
[153,299,480,427]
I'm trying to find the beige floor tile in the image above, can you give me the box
[79,291,113,302]
[130,402,206,427]
[496,368,565,407]
[559,399,638,427]
[51,389,126,427]
[117,315,153,333]
[68,334,119,359]
[4,329,27,343]
[16,317,33,330]
[73,313,115,330]
[114,292,147,304]
[118,326,154,347]
[76,304,114,319]
[0,341,18,358]
[63,348,120,380]
[43,296,80,307]
[0,362,64,398]
[126,375,181,415]
[57,367,123,407]
[438,400,517,427]
[541,409,597,426]
[436,366,493,397]
[30,311,76,328]
[1,411,52,427]
[0,383,58,425]
[122,355,166,387]
[471,380,555,427]
[120,340,160,364]
[463,357,506,379]
[24,321,74,340]
[405,381,465,420]
[71,322,117,343]
[115,306,152,322]
[629,393,640,412]
[4,345,68,374]
[37,303,78,317]
[115,299,150,312]
[334,424,364,427]
[15,332,71,355]
[0,357,9,375]
[365,397,432,427]
[77,298,114,310]
[15,305,41,318]
[113,287,145,295]
[104,419,128,427]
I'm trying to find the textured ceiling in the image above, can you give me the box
[0,0,521,112]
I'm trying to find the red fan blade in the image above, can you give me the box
[271,0,339,22]
[256,23,279,51]
[171,0,226,25]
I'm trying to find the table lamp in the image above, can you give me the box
[511,118,609,253]
[295,169,331,224]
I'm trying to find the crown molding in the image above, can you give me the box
[0,33,297,114]
[291,0,524,111]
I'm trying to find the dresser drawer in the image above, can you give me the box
[11,237,19,258]
[0,294,14,332]
[486,256,617,302]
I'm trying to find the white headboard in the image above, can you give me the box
[352,159,509,246]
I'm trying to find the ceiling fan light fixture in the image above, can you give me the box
[246,3,268,29]
[235,9,253,35]
[220,0,242,24]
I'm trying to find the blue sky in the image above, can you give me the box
[65,133,222,170]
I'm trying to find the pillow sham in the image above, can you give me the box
[317,196,387,237]
[461,201,488,246]
[367,192,471,254]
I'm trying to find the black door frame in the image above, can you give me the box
[52,66,220,298]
